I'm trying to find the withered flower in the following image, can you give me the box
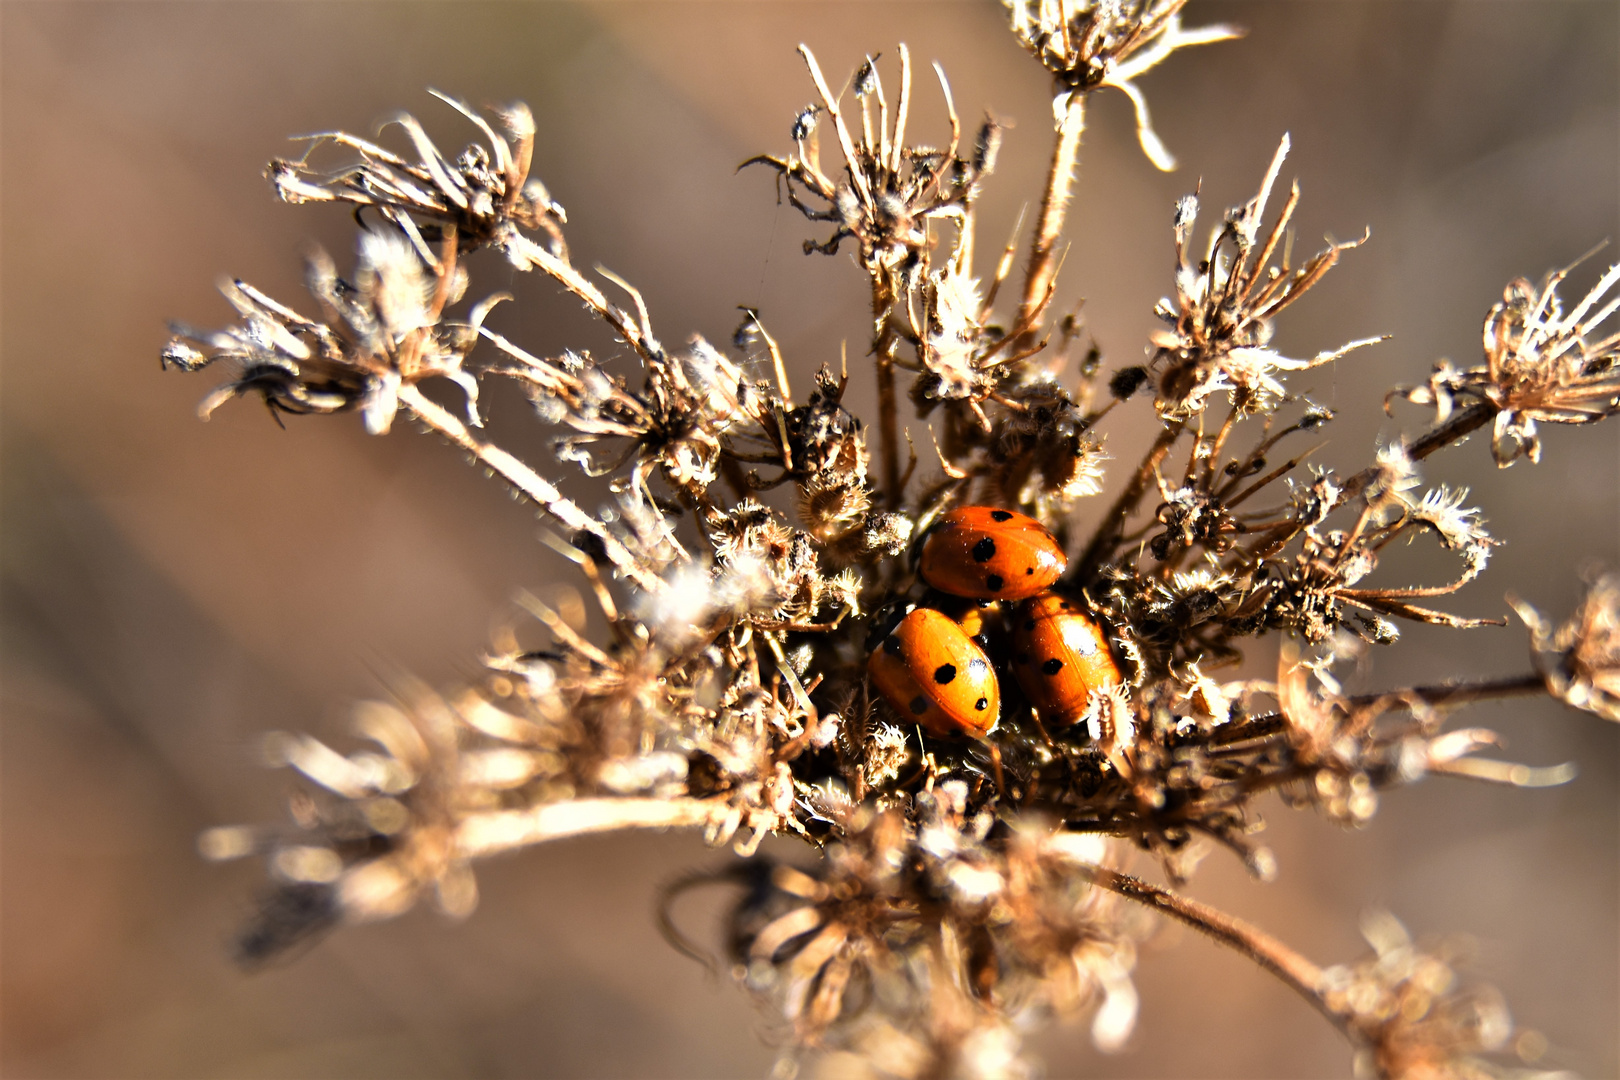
[164,234,479,435]
[1391,260,1620,466]
[1150,136,1382,418]
[1513,572,1620,722]
[1004,0,1241,170]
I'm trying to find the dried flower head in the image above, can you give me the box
[1390,259,1620,466]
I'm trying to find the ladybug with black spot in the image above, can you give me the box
[919,506,1066,601]
[1009,592,1123,727]
[866,607,1000,739]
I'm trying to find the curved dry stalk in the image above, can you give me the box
[1070,862,1345,1036]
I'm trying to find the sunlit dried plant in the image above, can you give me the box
[168,3,1617,1077]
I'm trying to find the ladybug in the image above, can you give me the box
[867,607,1000,739]
[919,507,1066,601]
[1009,592,1123,726]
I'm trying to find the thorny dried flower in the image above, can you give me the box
[166,6,1614,1078]
[1390,259,1620,466]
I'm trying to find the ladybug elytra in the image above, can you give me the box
[1009,592,1123,727]
[867,607,1000,739]
[919,507,1066,601]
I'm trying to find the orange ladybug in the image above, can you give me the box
[1009,593,1122,726]
[868,607,999,738]
[920,507,1066,601]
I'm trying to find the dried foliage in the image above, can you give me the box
[167,4,1617,1077]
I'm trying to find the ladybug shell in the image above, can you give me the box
[1009,593,1122,725]
[868,608,999,739]
[919,507,1066,601]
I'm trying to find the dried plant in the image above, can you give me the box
[166,4,1618,1077]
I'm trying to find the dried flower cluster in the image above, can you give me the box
[168,4,1618,1077]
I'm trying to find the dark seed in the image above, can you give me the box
[990,510,1013,522]
[986,574,1005,591]
[971,537,996,562]
[933,663,957,684]
[974,697,988,711]
[882,636,901,656]
[909,695,929,715]
[1042,658,1064,676]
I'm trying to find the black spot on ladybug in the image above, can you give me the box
[990,510,1013,522]
[967,657,989,678]
[882,636,901,656]
[1025,567,1034,575]
[909,695,929,715]
[974,697,988,711]
[986,574,1005,592]
[1024,619,1036,631]
[971,537,996,562]
[933,663,957,684]
[1041,658,1064,676]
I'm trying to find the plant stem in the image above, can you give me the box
[1075,420,1184,581]
[1349,672,1545,710]
[873,277,903,506]
[457,797,736,857]
[1072,862,1347,1036]
[398,384,664,592]
[1339,402,1495,503]
[1018,92,1086,335]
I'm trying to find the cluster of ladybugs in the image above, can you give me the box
[867,507,1124,741]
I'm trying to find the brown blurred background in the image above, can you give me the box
[2,2,1616,1077]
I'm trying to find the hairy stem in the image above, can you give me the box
[1340,402,1495,503]
[398,384,664,592]
[874,277,903,506]
[1072,862,1346,1035]
[1019,93,1086,334]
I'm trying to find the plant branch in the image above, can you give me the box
[458,797,738,858]
[397,384,664,592]
[1018,92,1086,335]
[1070,862,1346,1036]
[874,278,903,506]
[1074,420,1184,581]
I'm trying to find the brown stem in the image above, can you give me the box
[1018,92,1086,336]
[398,384,663,592]
[1349,672,1545,711]
[1405,401,1495,461]
[1075,420,1184,580]
[1072,863,1346,1035]
[1340,402,1495,502]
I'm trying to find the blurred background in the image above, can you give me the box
[2,2,1616,1077]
